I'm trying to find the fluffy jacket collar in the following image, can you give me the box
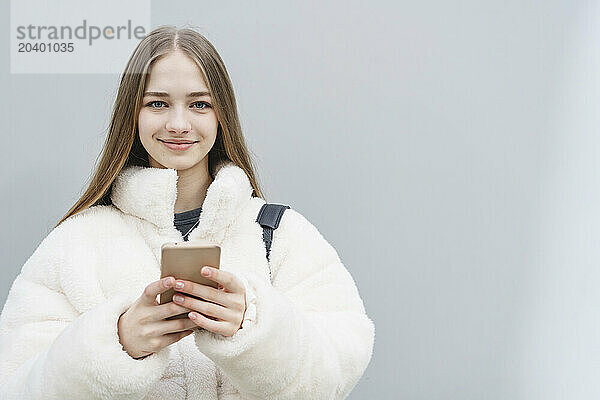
[110,160,254,238]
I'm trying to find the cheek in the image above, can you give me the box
[195,115,219,140]
[138,111,163,144]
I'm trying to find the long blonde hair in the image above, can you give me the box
[55,26,265,229]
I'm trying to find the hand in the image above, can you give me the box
[117,277,200,359]
[172,266,247,337]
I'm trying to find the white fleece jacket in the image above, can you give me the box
[0,160,375,399]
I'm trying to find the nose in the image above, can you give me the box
[165,106,191,134]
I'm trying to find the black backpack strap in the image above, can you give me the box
[256,203,290,280]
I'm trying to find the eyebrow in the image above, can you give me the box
[143,91,212,98]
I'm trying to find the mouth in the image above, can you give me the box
[158,139,198,151]
[158,139,198,144]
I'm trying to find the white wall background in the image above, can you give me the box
[2,1,600,398]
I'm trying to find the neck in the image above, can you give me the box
[150,157,213,213]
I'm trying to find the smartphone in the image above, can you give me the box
[159,241,221,320]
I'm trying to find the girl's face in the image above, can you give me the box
[138,50,219,171]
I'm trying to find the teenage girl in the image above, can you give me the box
[0,26,375,399]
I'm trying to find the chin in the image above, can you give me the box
[150,156,206,171]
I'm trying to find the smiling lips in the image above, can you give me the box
[158,139,198,151]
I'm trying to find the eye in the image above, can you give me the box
[192,101,211,110]
[146,100,166,109]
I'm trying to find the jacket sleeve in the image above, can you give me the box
[0,227,171,399]
[194,208,375,399]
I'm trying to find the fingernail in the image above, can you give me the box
[173,294,184,303]
[163,278,173,287]
[202,267,210,276]
[175,281,184,289]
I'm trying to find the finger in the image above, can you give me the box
[154,300,195,321]
[173,293,237,321]
[174,279,235,309]
[200,266,244,294]
[150,317,199,335]
[161,329,195,348]
[188,311,229,336]
[143,276,175,306]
